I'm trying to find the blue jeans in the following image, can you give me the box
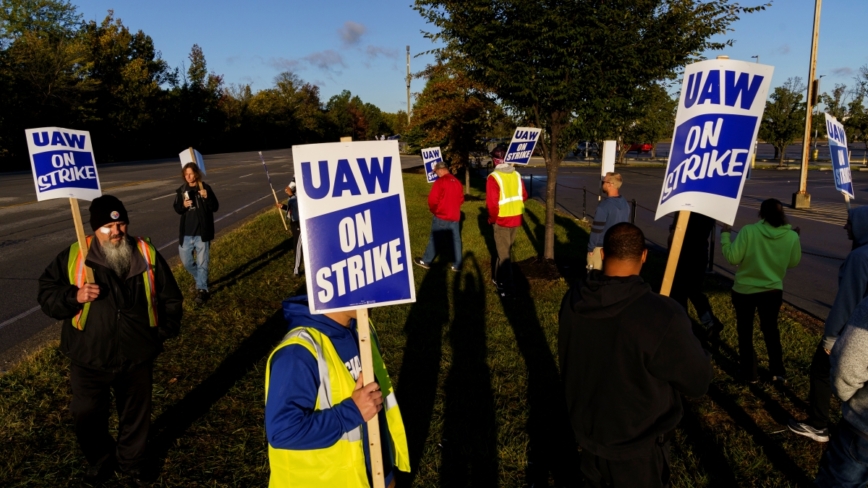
[816,420,868,487]
[421,217,462,267]
[179,236,210,291]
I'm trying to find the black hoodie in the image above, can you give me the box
[558,272,712,460]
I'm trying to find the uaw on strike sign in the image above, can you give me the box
[655,59,773,224]
[293,141,416,313]
[825,113,854,199]
[26,127,102,201]
[503,127,541,165]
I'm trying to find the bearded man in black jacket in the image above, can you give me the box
[559,223,712,488]
[37,195,183,485]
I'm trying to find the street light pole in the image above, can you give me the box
[406,46,412,123]
[794,0,822,209]
[751,55,759,64]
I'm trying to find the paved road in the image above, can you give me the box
[519,164,861,321]
[0,148,422,371]
[572,142,868,163]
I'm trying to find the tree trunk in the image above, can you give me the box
[543,158,561,260]
[778,145,785,167]
[536,108,566,261]
[465,164,470,195]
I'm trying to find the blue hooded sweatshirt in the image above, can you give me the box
[824,207,868,351]
[265,295,395,485]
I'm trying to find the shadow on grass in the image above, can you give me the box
[499,267,579,487]
[521,204,590,284]
[439,253,498,487]
[148,308,288,470]
[394,263,450,486]
[209,238,292,294]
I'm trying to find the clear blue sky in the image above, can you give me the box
[71,0,868,113]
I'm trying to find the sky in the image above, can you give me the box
[70,0,868,113]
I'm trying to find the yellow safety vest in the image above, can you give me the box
[67,236,159,330]
[489,170,525,217]
[265,324,410,488]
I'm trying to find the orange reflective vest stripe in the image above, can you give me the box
[67,237,158,330]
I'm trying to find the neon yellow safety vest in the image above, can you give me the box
[265,324,410,488]
[67,236,159,330]
[489,170,525,217]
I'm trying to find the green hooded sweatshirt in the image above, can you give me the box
[721,220,801,295]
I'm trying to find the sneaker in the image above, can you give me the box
[413,258,430,269]
[450,265,461,272]
[771,375,788,385]
[787,419,830,442]
[194,290,209,305]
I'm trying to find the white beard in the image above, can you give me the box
[103,237,132,278]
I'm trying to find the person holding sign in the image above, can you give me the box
[790,207,868,443]
[668,213,722,338]
[265,296,410,487]
[173,162,219,304]
[414,161,465,271]
[814,299,868,486]
[587,172,630,271]
[486,161,528,296]
[36,195,183,485]
[720,199,801,384]
[276,181,304,276]
[559,223,712,488]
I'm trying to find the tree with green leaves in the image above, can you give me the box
[407,59,500,192]
[758,77,807,167]
[415,0,768,262]
[81,11,171,159]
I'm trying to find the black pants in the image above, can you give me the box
[69,361,153,471]
[731,289,785,380]
[669,253,712,318]
[807,341,832,428]
[580,439,671,488]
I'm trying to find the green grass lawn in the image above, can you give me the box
[0,171,835,487]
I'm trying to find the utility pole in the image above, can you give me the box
[794,0,822,209]
[406,45,412,123]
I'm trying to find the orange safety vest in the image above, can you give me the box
[67,236,159,330]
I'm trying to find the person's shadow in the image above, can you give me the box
[439,253,499,486]
[499,267,579,486]
[394,262,450,486]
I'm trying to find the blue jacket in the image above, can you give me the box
[265,296,395,485]
[589,196,631,251]
[824,207,868,351]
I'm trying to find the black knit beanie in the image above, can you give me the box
[89,195,129,231]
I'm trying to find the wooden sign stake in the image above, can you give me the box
[845,193,852,210]
[659,210,690,297]
[69,198,95,283]
[272,187,289,231]
[341,135,385,488]
[356,307,386,488]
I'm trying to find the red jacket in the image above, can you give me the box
[428,172,464,221]
[486,171,528,227]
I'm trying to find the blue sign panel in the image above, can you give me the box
[26,127,102,201]
[503,127,541,165]
[826,113,854,199]
[655,59,774,225]
[421,147,443,183]
[660,113,756,203]
[292,140,416,314]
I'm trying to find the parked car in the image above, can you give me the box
[626,143,653,154]
[575,141,600,158]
